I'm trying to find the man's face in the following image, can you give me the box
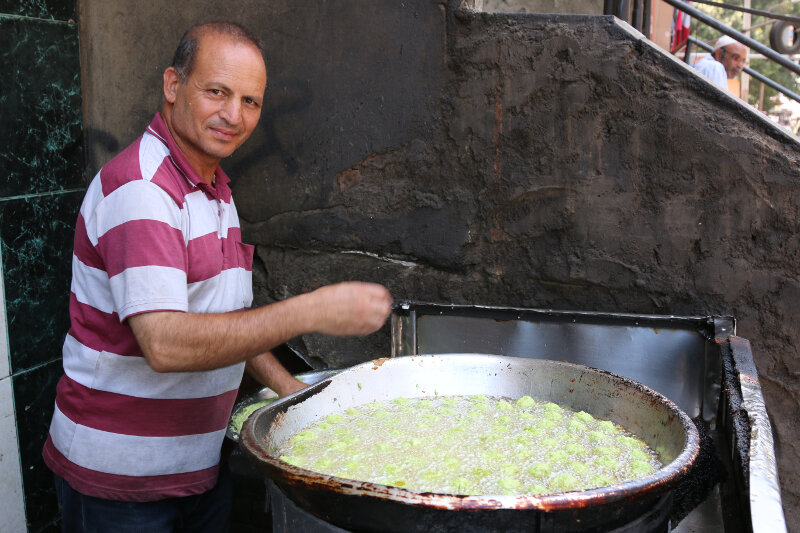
[718,43,747,79]
[163,32,266,171]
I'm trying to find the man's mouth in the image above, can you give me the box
[210,127,239,140]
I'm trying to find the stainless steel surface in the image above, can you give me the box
[227,368,342,442]
[391,303,732,419]
[729,338,788,533]
[241,354,699,533]
[672,485,725,532]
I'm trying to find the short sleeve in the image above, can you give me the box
[88,179,189,321]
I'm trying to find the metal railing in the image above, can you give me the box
[606,0,800,104]
[660,0,800,75]
[689,0,800,24]
[688,36,800,102]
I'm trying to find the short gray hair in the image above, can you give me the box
[170,22,264,82]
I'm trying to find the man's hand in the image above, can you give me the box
[309,282,393,336]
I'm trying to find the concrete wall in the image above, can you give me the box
[483,0,603,14]
[79,1,800,530]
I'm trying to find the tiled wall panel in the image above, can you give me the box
[1,2,82,532]
[12,361,62,533]
[0,16,83,198]
[0,0,76,21]
[1,192,80,374]
[0,375,26,533]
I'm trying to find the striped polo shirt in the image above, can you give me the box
[43,113,254,501]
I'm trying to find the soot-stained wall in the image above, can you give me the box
[483,0,603,14]
[80,1,799,528]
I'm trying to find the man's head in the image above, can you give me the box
[161,22,267,182]
[713,36,747,79]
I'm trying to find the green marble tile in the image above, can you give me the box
[0,16,84,198]
[0,1,76,22]
[2,191,81,373]
[12,360,62,533]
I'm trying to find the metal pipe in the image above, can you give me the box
[688,36,800,103]
[660,0,800,75]
[642,0,652,38]
[618,0,631,23]
[688,0,800,25]
[633,0,644,31]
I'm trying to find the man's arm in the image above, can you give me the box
[245,351,307,397]
[128,281,392,373]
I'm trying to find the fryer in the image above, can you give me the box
[240,302,787,532]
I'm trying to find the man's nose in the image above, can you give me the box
[219,99,243,125]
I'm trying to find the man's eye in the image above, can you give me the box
[209,89,222,95]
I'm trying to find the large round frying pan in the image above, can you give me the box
[227,368,342,442]
[241,354,699,533]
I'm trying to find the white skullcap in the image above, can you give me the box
[714,35,738,50]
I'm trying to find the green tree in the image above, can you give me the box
[689,0,800,112]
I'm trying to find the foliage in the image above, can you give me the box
[688,0,800,112]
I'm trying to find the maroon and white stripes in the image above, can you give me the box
[44,113,253,501]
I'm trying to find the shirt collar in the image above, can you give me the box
[147,112,232,202]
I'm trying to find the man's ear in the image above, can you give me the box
[163,67,182,104]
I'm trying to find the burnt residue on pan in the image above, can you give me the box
[670,417,721,524]
[370,357,390,369]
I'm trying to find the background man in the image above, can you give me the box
[693,35,748,92]
[42,21,392,532]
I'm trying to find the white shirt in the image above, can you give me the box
[694,56,729,91]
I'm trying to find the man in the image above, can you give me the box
[43,22,393,532]
[693,35,747,92]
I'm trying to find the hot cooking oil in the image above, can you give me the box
[275,395,662,496]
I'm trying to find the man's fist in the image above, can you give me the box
[310,282,393,336]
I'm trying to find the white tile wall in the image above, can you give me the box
[0,248,7,382]
[0,375,26,533]
[0,248,27,532]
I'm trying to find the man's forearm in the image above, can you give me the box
[129,295,312,372]
[245,352,307,397]
[128,281,392,373]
